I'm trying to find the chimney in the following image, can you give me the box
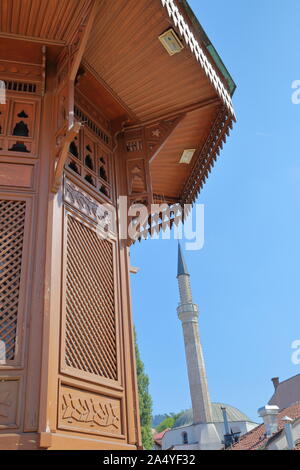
[282,416,295,450]
[258,405,280,437]
[221,407,234,449]
[271,377,280,390]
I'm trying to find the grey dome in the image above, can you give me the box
[173,403,253,428]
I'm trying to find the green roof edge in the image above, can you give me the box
[180,0,237,96]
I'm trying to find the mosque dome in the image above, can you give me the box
[173,403,253,428]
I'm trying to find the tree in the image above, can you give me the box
[152,414,169,428]
[155,417,175,433]
[155,411,185,433]
[134,328,153,449]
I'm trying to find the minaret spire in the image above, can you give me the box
[177,243,189,277]
[177,244,213,424]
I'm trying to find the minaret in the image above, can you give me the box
[177,244,213,424]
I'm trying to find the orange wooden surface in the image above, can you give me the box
[0,0,234,450]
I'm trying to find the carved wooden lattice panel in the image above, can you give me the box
[0,200,26,361]
[0,92,40,157]
[65,215,117,381]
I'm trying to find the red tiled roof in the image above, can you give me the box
[153,428,170,445]
[230,402,300,450]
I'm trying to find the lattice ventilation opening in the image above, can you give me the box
[65,215,117,381]
[0,200,26,363]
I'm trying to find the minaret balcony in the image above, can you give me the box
[177,303,199,323]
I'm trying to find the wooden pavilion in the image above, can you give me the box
[0,0,235,449]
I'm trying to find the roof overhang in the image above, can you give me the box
[82,0,236,205]
[0,0,236,206]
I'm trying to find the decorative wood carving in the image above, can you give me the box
[180,105,234,205]
[123,115,183,241]
[0,201,26,362]
[145,115,184,162]
[0,379,19,429]
[52,1,98,193]
[131,202,184,243]
[0,59,44,90]
[62,214,118,381]
[69,2,98,83]
[75,90,111,135]
[58,386,121,436]
[74,104,111,147]
[120,115,188,244]
[127,160,147,195]
[52,120,81,193]
[0,91,40,157]
[65,115,113,201]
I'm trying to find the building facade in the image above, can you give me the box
[269,374,300,410]
[230,402,300,450]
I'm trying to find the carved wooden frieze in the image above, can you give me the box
[0,379,19,429]
[64,178,116,234]
[127,159,147,195]
[75,91,111,135]
[0,60,44,86]
[58,386,121,436]
[123,116,183,215]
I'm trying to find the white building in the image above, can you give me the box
[162,245,257,450]
[163,404,257,450]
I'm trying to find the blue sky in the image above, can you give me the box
[130,0,300,422]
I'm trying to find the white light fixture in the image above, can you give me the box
[179,149,196,164]
[158,28,184,56]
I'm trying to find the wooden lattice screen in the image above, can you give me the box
[0,200,26,361]
[65,215,117,381]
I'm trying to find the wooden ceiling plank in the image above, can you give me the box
[63,0,93,45]
[11,0,21,33]
[116,57,204,100]
[85,0,146,62]
[83,0,232,129]
[26,0,41,37]
[127,83,212,115]
[18,0,32,36]
[125,97,216,128]
[98,0,147,44]
[0,0,8,31]
[87,0,135,50]
[39,0,59,38]
[47,0,67,39]
[91,11,165,83]
[54,1,74,41]
[32,0,50,37]
[82,60,139,122]
[5,0,13,33]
